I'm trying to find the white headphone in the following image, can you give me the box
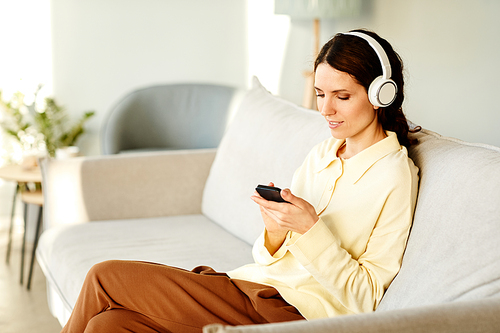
[343,31,397,108]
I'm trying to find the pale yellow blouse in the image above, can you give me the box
[227,131,419,320]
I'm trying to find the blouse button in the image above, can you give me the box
[328,184,333,191]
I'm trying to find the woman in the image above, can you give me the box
[61,29,419,332]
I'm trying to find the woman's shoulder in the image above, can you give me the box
[374,146,419,183]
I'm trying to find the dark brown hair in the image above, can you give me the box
[314,29,418,147]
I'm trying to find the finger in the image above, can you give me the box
[261,206,282,224]
[279,188,303,207]
[252,194,286,210]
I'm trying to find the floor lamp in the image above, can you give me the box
[274,0,362,110]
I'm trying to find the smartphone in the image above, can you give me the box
[255,184,289,203]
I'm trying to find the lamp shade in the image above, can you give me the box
[274,0,361,19]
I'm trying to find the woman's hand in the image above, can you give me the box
[252,182,319,255]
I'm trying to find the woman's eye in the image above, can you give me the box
[316,93,325,98]
[338,96,349,100]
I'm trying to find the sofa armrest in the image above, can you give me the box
[204,298,500,333]
[40,148,216,229]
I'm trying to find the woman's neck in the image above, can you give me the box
[338,127,387,159]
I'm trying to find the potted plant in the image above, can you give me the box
[0,87,94,163]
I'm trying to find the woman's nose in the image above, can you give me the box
[319,100,335,117]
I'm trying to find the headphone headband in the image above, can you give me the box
[343,31,392,79]
[341,31,397,107]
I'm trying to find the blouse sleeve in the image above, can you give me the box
[251,229,292,266]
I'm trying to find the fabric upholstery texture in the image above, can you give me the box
[37,215,254,322]
[378,129,500,310]
[40,149,216,229]
[202,77,331,245]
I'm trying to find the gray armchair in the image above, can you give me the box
[101,83,242,154]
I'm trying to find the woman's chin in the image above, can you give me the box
[330,129,346,140]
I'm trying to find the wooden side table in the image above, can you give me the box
[0,164,43,289]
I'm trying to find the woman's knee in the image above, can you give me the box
[88,259,120,274]
[85,260,126,285]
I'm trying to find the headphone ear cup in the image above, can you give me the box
[368,76,397,107]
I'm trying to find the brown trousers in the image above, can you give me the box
[61,260,304,333]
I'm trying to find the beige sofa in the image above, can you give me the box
[37,78,500,332]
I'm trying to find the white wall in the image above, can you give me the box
[50,0,248,155]
[49,0,500,152]
[247,0,290,94]
[273,0,500,147]
[2,0,499,229]
[0,0,52,230]
[0,0,52,97]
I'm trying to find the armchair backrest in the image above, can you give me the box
[101,83,242,154]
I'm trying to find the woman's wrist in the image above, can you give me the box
[264,229,288,256]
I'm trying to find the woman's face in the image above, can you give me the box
[315,63,382,143]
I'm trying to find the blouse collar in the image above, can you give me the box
[315,131,402,184]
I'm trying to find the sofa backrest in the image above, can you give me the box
[202,77,331,245]
[378,129,500,310]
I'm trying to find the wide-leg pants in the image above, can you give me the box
[61,260,305,333]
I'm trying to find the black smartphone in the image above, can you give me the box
[255,184,289,203]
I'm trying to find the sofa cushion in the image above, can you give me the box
[378,129,500,310]
[202,77,331,245]
[36,215,254,313]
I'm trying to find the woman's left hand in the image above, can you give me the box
[251,188,319,235]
